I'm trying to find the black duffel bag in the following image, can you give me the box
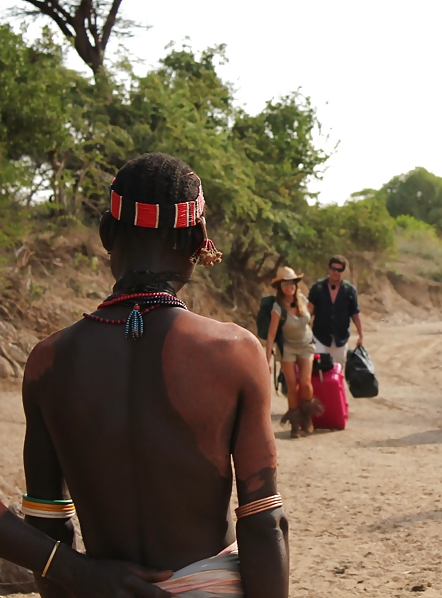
[345,346,379,398]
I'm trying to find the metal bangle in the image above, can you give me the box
[41,541,61,578]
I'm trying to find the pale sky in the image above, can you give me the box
[3,0,442,204]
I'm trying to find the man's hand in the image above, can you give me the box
[356,335,364,347]
[53,549,173,598]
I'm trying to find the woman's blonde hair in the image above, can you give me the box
[276,282,307,315]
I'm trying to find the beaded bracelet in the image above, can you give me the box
[22,495,76,519]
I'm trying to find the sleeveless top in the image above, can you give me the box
[272,299,313,353]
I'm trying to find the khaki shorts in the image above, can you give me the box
[281,342,315,363]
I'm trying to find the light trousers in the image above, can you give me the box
[313,336,347,367]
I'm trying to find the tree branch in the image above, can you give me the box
[18,0,127,74]
[21,0,74,38]
[87,7,100,46]
[101,0,123,50]
[30,0,72,22]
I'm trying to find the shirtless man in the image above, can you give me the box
[23,153,289,598]
[0,500,171,596]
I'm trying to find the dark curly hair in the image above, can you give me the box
[111,152,203,256]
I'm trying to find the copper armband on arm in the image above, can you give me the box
[235,493,283,519]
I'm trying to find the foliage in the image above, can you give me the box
[126,45,331,279]
[291,196,396,279]
[0,26,399,291]
[395,214,438,236]
[0,24,134,213]
[0,24,70,200]
[395,217,442,282]
[383,167,442,234]
[0,194,29,250]
[228,93,329,275]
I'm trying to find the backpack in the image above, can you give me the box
[256,296,287,355]
[312,353,334,375]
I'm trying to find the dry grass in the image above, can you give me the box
[391,228,442,282]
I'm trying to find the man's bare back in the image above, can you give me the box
[24,308,277,571]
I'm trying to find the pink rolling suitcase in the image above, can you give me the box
[311,364,348,430]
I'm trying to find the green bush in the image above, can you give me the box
[395,214,437,236]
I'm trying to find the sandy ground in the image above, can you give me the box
[2,320,442,597]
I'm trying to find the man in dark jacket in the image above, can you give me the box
[308,255,363,366]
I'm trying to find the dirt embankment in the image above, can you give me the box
[1,228,442,387]
[0,228,257,386]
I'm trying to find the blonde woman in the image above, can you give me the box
[266,267,323,437]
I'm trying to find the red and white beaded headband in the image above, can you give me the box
[110,172,205,229]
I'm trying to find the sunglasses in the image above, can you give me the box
[281,280,297,287]
[329,266,344,273]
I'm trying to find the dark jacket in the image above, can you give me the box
[308,278,360,348]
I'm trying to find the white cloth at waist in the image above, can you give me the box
[155,542,243,597]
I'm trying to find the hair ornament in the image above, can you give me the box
[190,216,223,267]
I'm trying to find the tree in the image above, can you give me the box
[0,24,133,211]
[230,93,330,279]
[0,24,72,200]
[0,26,398,293]
[128,47,331,282]
[10,0,133,74]
[383,167,442,233]
[294,196,395,280]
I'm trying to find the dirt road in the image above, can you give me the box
[2,321,442,597]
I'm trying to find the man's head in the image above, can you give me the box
[328,255,347,283]
[100,153,212,287]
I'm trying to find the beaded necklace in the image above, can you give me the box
[83,292,187,339]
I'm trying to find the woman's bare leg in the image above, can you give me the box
[297,358,313,401]
[279,361,302,437]
[298,357,323,433]
[281,361,298,410]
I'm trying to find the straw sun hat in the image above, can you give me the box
[271,266,304,288]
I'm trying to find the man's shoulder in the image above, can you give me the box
[174,311,258,347]
[24,321,84,387]
[309,277,327,292]
[342,280,358,294]
[168,312,262,355]
[24,329,66,387]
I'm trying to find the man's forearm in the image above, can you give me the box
[0,510,89,595]
[353,314,363,337]
[0,510,55,573]
[25,516,75,598]
[236,508,289,598]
